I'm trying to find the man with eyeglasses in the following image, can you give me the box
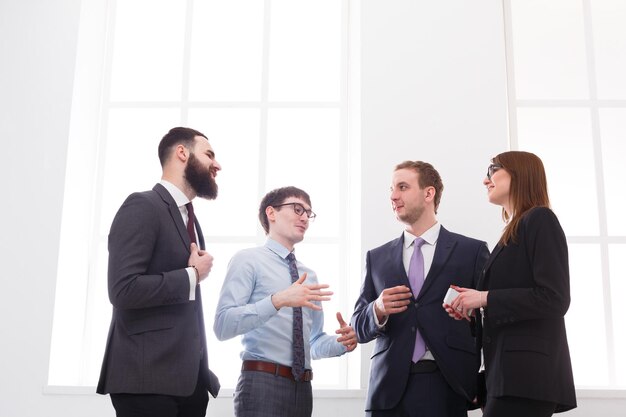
[214,186,358,417]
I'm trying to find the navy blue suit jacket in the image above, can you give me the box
[352,227,489,411]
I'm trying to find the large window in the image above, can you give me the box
[504,0,626,388]
[49,0,361,390]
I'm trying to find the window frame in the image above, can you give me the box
[48,0,362,391]
[503,0,626,389]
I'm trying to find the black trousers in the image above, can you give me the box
[482,395,557,417]
[110,371,208,417]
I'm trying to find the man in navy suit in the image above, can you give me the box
[97,127,221,417]
[352,160,489,417]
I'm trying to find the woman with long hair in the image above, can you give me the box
[444,151,576,416]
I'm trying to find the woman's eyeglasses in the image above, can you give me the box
[487,163,503,180]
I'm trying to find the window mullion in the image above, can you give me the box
[257,0,272,244]
[180,0,195,124]
[502,0,517,151]
[582,0,615,386]
[80,0,119,386]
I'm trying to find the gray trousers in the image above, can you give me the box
[234,370,312,417]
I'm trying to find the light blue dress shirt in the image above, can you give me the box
[214,238,346,370]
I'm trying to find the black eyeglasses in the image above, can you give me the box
[487,163,503,180]
[273,202,317,220]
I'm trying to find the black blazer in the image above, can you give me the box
[97,184,220,397]
[478,207,576,412]
[352,227,489,411]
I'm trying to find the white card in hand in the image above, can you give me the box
[443,287,460,305]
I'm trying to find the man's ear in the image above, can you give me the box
[175,144,189,163]
[424,186,436,203]
[266,206,276,223]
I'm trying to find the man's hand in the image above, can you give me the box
[188,242,213,282]
[271,273,333,310]
[335,312,357,352]
[374,285,413,322]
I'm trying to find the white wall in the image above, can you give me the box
[1,0,623,416]
[360,0,508,251]
[0,0,83,415]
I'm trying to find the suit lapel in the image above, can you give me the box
[386,235,409,288]
[482,243,503,272]
[153,183,193,252]
[477,242,503,290]
[418,226,456,299]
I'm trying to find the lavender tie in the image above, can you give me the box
[286,253,305,381]
[408,237,426,362]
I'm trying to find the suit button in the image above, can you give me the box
[411,327,416,332]
[484,337,491,344]
[414,303,418,308]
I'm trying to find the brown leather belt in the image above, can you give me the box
[242,360,313,382]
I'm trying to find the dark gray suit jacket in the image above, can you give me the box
[97,183,220,397]
[352,227,489,411]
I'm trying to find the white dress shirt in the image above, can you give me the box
[160,180,198,301]
[375,222,441,361]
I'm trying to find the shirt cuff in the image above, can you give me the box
[186,267,197,301]
[256,295,279,321]
[372,303,388,327]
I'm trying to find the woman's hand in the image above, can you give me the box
[442,285,488,321]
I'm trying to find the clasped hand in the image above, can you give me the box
[374,285,413,322]
[271,272,333,311]
[188,242,213,282]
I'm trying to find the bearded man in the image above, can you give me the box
[97,127,222,417]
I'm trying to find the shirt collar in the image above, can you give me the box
[160,180,190,208]
[403,222,441,248]
[265,237,294,260]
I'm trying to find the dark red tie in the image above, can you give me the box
[286,253,305,381]
[185,202,197,244]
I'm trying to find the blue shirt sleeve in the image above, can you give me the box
[309,300,347,360]
[213,250,279,341]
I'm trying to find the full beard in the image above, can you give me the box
[184,153,218,200]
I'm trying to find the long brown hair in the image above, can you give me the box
[493,151,550,245]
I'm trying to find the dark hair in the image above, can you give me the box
[394,160,444,213]
[492,151,550,245]
[258,186,312,234]
[158,127,207,167]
